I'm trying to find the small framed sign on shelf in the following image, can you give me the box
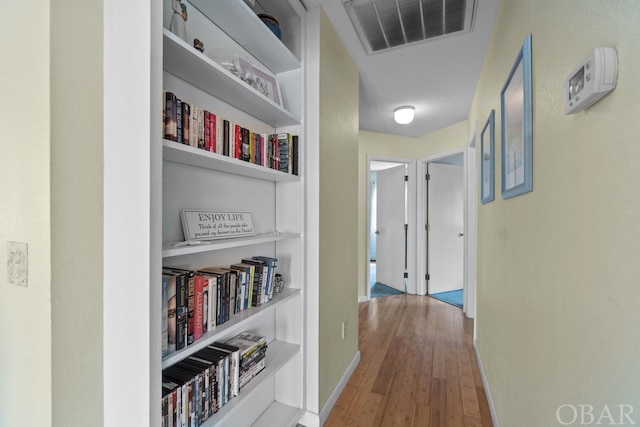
[180,209,255,241]
[252,64,281,106]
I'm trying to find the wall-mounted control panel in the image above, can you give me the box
[564,47,617,114]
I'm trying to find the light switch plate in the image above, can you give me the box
[7,241,28,287]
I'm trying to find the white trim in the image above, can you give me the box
[474,340,500,427]
[358,295,370,303]
[104,1,152,425]
[416,148,466,296]
[418,147,466,164]
[305,5,321,415]
[319,351,361,425]
[365,157,372,301]
[464,121,478,320]
[406,161,418,295]
[298,411,320,427]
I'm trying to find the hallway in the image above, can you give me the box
[324,294,493,426]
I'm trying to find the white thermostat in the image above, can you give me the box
[563,47,617,114]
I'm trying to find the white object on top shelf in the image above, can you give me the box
[163,30,300,127]
[188,0,301,74]
[163,139,300,182]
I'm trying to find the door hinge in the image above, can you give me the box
[425,224,430,231]
[425,173,430,180]
[404,272,409,279]
[425,273,430,280]
[404,224,408,231]
[404,175,409,181]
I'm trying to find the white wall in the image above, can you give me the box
[0,1,52,426]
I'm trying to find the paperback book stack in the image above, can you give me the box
[225,332,268,389]
[162,256,278,357]
[161,341,240,427]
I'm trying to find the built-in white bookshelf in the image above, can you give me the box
[156,0,306,425]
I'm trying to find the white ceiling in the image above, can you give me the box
[319,0,501,138]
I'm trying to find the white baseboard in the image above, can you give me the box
[298,411,320,427]
[474,339,499,427]
[319,351,361,425]
[358,295,369,303]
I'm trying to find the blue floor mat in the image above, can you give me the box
[430,289,463,308]
[371,281,404,298]
[369,263,404,298]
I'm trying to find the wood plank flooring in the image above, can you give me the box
[323,294,493,427]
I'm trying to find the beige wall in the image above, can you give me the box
[469,1,640,425]
[0,1,52,426]
[51,0,104,425]
[358,123,468,298]
[318,8,360,409]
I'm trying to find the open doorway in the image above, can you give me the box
[415,135,478,320]
[419,151,465,308]
[370,161,406,298]
[366,157,417,300]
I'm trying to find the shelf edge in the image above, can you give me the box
[161,288,301,369]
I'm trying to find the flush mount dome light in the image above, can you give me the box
[394,106,415,124]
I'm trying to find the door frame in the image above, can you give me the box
[424,160,465,295]
[465,122,478,319]
[417,148,474,310]
[366,155,418,300]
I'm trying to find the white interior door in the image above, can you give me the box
[376,165,406,292]
[428,163,464,294]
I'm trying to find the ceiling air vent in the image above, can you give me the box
[344,0,476,54]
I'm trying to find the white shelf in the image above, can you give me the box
[163,30,300,127]
[199,340,300,427]
[188,0,301,74]
[252,402,305,427]
[163,139,300,182]
[162,288,300,369]
[162,232,300,258]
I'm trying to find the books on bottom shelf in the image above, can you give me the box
[224,332,267,390]
[161,332,267,427]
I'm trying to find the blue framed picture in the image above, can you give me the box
[501,34,532,199]
[481,110,495,204]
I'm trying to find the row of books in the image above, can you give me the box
[162,256,278,357]
[163,91,299,175]
[161,332,267,427]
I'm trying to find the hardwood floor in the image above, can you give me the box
[323,294,493,427]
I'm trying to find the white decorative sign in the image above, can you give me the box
[180,210,255,241]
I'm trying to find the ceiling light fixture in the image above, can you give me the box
[394,106,415,124]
